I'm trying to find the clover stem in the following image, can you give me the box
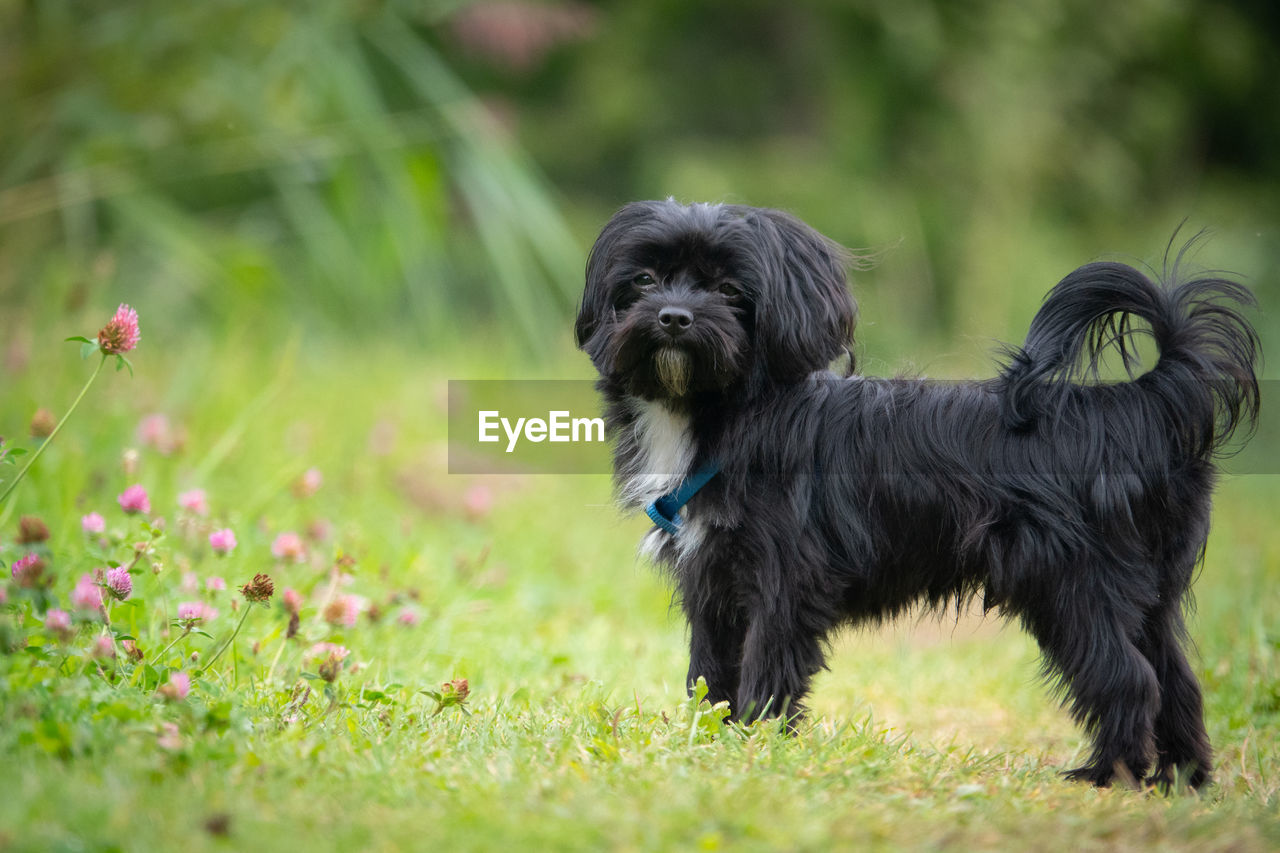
[154,626,194,663]
[0,353,107,508]
[264,634,289,684]
[200,604,253,674]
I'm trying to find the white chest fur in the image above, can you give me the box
[619,399,695,508]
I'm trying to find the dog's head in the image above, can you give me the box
[576,200,856,402]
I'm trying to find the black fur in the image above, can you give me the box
[576,199,1261,789]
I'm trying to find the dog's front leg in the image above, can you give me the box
[685,602,745,707]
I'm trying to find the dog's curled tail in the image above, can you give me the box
[999,256,1261,458]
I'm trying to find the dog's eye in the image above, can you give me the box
[718,282,742,300]
[632,273,656,288]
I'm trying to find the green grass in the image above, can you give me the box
[1,332,1278,852]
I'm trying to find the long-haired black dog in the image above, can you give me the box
[576,199,1260,789]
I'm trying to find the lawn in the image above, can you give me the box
[1,319,1277,852]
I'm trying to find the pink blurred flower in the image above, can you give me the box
[91,634,116,660]
[157,722,182,751]
[293,467,323,499]
[45,608,73,638]
[463,484,494,521]
[439,678,470,706]
[97,304,140,355]
[208,528,237,556]
[104,567,132,601]
[0,587,7,605]
[137,414,173,453]
[159,670,190,701]
[306,642,350,662]
[176,601,218,627]
[178,489,209,516]
[281,587,303,615]
[81,512,106,535]
[306,642,350,683]
[71,573,104,613]
[206,576,226,592]
[306,518,332,542]
[271,532,306,563]
[118,484,151,515]
[448,2,598,73]
[323,594,363,628]
[11,553,46,588]
[181,571,200,594]
[396,608,421,627]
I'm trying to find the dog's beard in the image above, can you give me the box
[654,347,692,397]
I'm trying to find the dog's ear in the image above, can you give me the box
[747,208,856,381]
[577,201,660,349]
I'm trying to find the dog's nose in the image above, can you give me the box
[657,306,694,336]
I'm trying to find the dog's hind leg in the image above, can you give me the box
[1139,603,1213,789]
[734,604,827,727]
[1026,594,1160,787]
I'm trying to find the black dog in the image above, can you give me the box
[576,200,1260,788]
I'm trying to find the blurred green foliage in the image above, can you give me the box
[0,0,580,351]
[440,0,1280,360]
[2,0,1277,362]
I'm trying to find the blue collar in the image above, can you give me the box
[644,460,720,535]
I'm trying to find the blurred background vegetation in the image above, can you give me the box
[1,0,1277,368]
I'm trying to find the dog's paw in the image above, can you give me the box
[1062,761,1143,789]
[1148,764,1210,793]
